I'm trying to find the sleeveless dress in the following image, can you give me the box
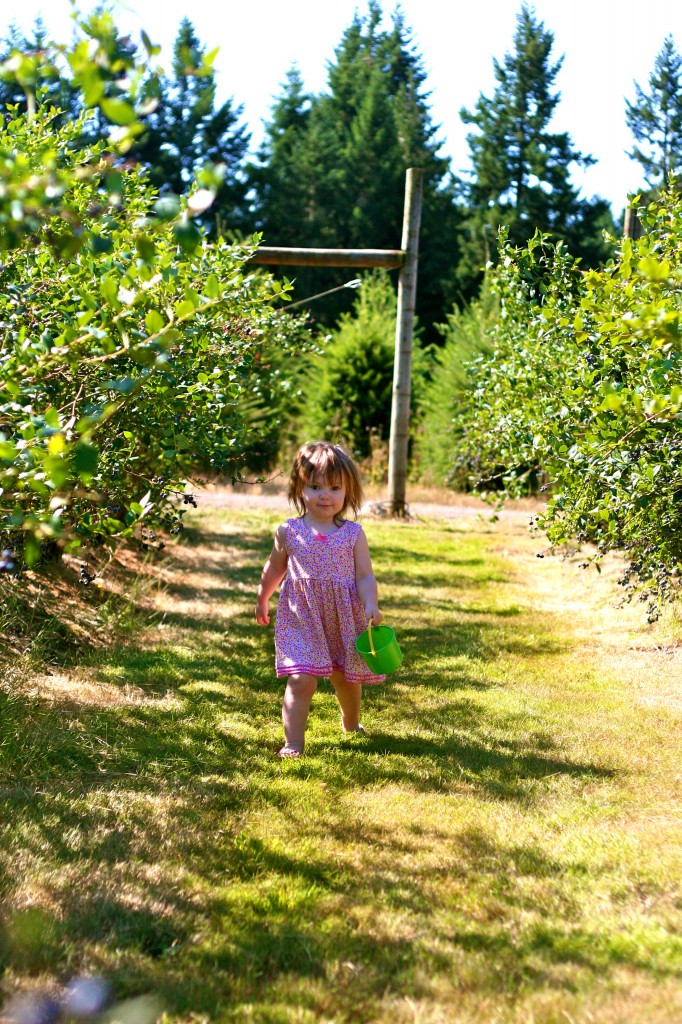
[274,517,386,684]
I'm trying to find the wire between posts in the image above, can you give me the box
[283,278,362,310]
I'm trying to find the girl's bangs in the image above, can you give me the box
[303,448,344,484]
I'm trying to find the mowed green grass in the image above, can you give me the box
[1,507,681,1024]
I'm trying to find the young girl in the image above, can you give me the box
[255,441,384,758]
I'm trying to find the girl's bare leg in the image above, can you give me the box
[282,673,318,750]
[331,671,363,732]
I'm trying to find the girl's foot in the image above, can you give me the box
[278,744,303,758]
[343,724,366,734]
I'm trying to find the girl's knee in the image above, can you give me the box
[287,673,318,698]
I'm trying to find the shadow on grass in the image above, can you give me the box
[2,508,670,1017]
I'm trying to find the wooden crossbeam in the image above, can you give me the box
[243,168,422,516]
[247,246,404,269]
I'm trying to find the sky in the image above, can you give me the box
[3,0,682,216]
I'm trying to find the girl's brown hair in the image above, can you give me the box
[288,441,363,522]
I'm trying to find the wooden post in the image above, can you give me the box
[624,205,643,240]
[387,168,423,516]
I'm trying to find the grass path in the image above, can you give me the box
[1,504,681,1023]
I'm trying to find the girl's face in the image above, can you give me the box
[302,472,346,522]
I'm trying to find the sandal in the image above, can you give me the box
[343,725,366,735]
[277,745,303,759]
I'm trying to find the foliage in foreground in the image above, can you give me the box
[0,11,312,579]
[450,187,682,615]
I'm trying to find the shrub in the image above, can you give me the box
[415,299,494,487]
[301,271,429,472]
[450,192,682,615]
[0,12,313,577]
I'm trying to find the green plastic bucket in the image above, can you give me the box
[355,622,403,674]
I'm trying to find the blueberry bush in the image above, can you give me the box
[0,11,311,578]
[451,188,682,616]
[414,298,493,487]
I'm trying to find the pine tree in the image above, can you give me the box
[136,19,250,233]
[626,35,682,189]
[249,67,314,245]
[458,4,613,291]
[250,1,462,339]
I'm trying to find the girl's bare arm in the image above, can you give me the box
[354,527,382,625]
[255,524,288,625]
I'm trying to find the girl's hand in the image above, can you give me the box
[354,529,381,626]
[255,524,288,627]
[365,604,382,626]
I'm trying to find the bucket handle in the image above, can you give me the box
[367,619,376,656]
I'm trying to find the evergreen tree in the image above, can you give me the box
[250,1,462,340]
[136,19,250,233]
[626,35,682,189]
[458,4,613,293]
[249,67,314,245]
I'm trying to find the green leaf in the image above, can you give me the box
[203,47,220,68]
[0,441,17,459]
[637,256,671,281]
[24,535,41,567]
[174,300,195,319]
[100,277,119,304]
[145,310,165,335]
[136,234,156,263]
[173,219,201,253]
[73,442,98,478]
[83,77,106,107]
[106,171,124,195]
[154,195,181,221]
[45,455,69,488]
[90,234,113,255]
[52,231,84,260]
[100,97,137,126]
[600,393,623,412]
[205,274,221,299]
[141,30,161,56]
